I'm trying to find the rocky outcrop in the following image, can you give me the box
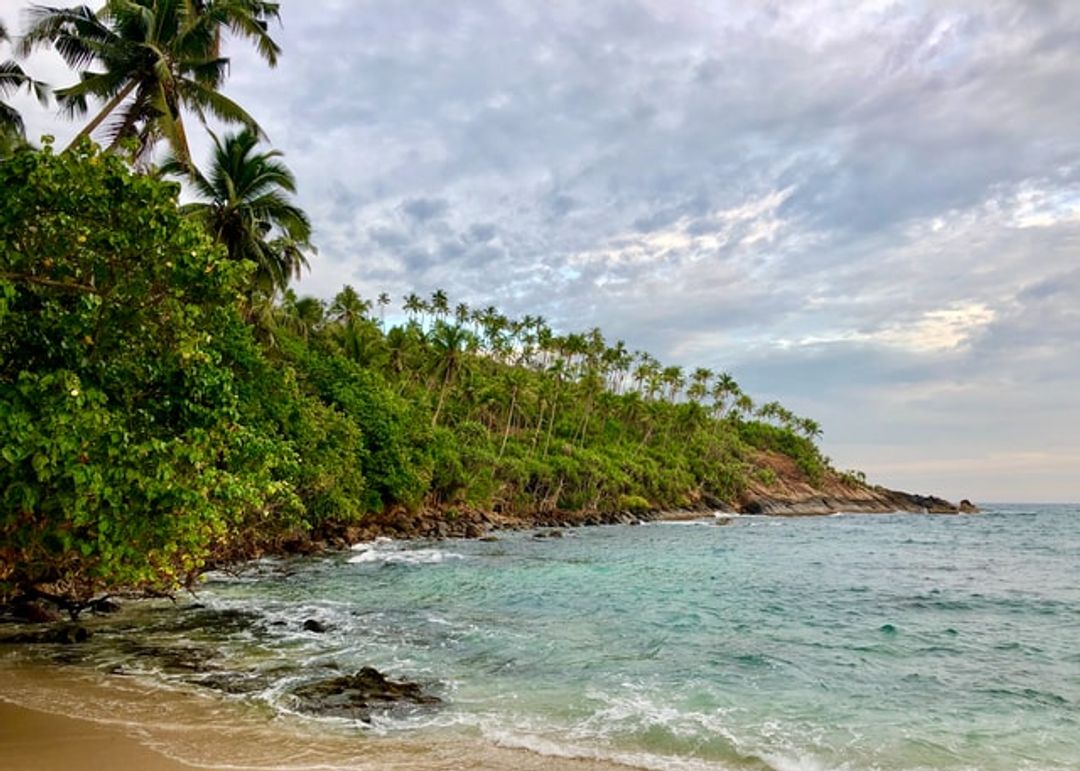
[288,667,441,722]
[738,489,974,516]
[732,450,978,517]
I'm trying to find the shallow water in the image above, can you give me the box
[4,504,1079,770]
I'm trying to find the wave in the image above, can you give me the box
[347,539,465,566]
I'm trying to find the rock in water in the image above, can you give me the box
[302,618,328,633]
[289,667,441,722]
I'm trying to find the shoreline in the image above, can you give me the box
[0,657,638,771]
[324,487,977,547]
[0,701,195,771]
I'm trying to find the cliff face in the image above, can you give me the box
[736,451,978,516]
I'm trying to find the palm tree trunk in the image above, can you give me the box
[431,369,453,427]
[498,386,518,460]
[64,81,137,151]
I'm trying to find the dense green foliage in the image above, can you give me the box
[0,144,834,603]
[0,141,298,599]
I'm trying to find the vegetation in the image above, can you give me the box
[0,2,840,607]
[161,127,313,294]
[0,20,49,149]
[20,0,279,168]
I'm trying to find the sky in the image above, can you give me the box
[4,1,1079,503]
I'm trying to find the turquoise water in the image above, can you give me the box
[40,506,1080,769]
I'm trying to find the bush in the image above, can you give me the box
[0,141,296,601]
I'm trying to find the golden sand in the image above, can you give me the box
[0,659,633,770]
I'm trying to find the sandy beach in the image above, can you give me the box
[0,658,632,771]
[0,701,194,771]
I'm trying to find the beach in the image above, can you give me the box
[0,657,630,771]
[0,701,194,771]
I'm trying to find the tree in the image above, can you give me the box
[1,22,50,144]
[428,321,474,427]
[21,0,279,167]
[328,285,371,326]
[377,291,391,326]
[0,140,295,604]
[163,127,312,293]
[430,288,449,319]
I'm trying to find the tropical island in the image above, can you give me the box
[0,1,972,618]
[10,7,1080,771]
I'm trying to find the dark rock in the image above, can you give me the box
[958,499,979,513]
[533,529,565,539]
[303,619,328,634]
[478,535,500,542]
[289,667,441,722]
[123,642,214,672]
[191,671,276,695]
[88,597,121,615]
[463,523,485,539]
[19,601,62,624]
[1,624,91,645]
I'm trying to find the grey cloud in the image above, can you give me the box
[400,196,449,222]
[467,223,497,243]
[9,0,1080,499]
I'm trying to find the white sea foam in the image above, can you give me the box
[481,723,731,771]
[347,542,464,565]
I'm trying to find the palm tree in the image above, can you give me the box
[430,288,449,319]
[328,285,371,326]
[377,291,391,326]
[162,127,312,292]
[403,292,424,323]
[21,1,279,167]
[1,21,49,142]
[428,321,474,427]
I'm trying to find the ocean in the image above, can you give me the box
[3,504,1078,770]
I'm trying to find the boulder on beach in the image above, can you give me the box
[288,667,441,722]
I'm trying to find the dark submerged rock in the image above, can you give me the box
[18,601,62,624]
[303,618,328,634]
[1,624,91,645]
[289,667,441,722]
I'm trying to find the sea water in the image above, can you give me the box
[7,505,1080,770]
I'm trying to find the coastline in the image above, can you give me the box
[0,657,637,771]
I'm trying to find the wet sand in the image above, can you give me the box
[0,701,194,771]
[0,658,634,771]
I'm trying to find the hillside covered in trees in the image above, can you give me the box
[0,141,870,605]
[0,1,958,610]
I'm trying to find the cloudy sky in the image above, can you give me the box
[5,1,1079,502]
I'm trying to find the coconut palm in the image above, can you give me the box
[1,21,49,141]
[428,321,475,427]
[328,285,371,326]
[162,127,311,292]
[377,292,391,326]
[21,0,279,167]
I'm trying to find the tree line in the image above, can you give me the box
[1,2,838,607]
